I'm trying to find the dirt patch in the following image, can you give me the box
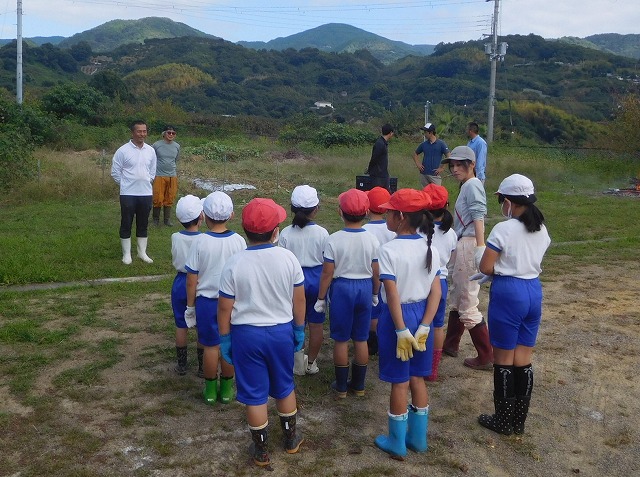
[2,262,639,476]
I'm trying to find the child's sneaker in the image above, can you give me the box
[306,359,320,375]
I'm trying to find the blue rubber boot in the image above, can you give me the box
[405,405,429,452]
[374,412,408,458]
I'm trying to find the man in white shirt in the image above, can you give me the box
[111,120,157,264]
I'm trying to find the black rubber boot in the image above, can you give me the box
[174,346,187,375]
[152,207,161,226]
[196,347,204,378]
[478,364,515,435]
[279,411,304,454]
[367,331,379,356]
[478,395,515,435]
[249,423,270,466]
[514,364,534,434]
[163,206,173,226]
[443,310,464,357]
[347,362,367,396]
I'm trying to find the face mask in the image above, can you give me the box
[502,200,512,219]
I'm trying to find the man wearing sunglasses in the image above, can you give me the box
[152,125,181,226]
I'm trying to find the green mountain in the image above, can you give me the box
[238,23,435,64]
[57,17,216,52]
[559,33,640,59]
[0,36,65,47]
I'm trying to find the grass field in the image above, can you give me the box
[0,138,639,476]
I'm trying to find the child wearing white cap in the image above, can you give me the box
[185,191,246,405]
[278,185,329,375]
[473,174,551,436]
[171,195,204,376]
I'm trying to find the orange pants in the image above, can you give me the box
[153,176,178,207]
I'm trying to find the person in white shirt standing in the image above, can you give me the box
[111,120,157,264]
[474,174,551,436]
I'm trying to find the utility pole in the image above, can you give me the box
[485,0,507,143]
[424,101,431,126]
[16,0,23,104]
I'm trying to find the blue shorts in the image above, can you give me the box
[195,296,220,346]
[488,276,543,349]
[432,278,448,328]
[303,265,325,324]
[329,277,372,342]
[171,272,187,328]
[232,323,295,406]
[377,300,434,382]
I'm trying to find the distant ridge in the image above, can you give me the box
[57,17,217,52]
[558,33,640,59]
[238,23,435,64]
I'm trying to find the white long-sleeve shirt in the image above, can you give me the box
[111,141,157,196]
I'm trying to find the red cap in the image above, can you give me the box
[422,184,449,210]
[339,188,370,216]
[366,187,391,214]
[379,188,432,212]
[242,198,287,234]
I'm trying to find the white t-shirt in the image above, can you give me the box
[111,141,157,196]
[363,220,396,247]
[171,230,201,273]
[430,224,458,278]
[487,219,551,279]
[185,231,247,299]
[219,244,305,326]
[279,222,329,267]
[323,228,380,279]
[379,235,441,304]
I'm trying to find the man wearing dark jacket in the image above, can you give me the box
[366,123,394,191]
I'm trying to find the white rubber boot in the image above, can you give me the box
[136,237,154,263]
[121,238,132,265]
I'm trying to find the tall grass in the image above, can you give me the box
[0,139,638,286]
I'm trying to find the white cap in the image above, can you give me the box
[175,195,203,223]
[496,174,535,197]
[203,191,234,220]
[291,185,319,208]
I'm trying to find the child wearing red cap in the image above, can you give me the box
[279,185,329,376]
[422,184,457,381]
[185,192,246,405]
[374,188,441,458]
[315,188,381,398]
[218,198,306,467]
[363,186,397,356]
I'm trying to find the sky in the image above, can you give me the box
[0,0,638,45]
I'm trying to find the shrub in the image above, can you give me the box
[0,124,35,190]
[312,123,377,148]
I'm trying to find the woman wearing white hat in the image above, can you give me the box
[473,174,551,435]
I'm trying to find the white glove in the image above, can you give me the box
[372,294,379,306]
[470,272,492,285]
[314,299,326,313]
[474,246,486,270]
[413,324,431,352]
[184,306,196,328]
[395,328,419,361]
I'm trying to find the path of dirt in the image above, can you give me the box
[3,262,639,476]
